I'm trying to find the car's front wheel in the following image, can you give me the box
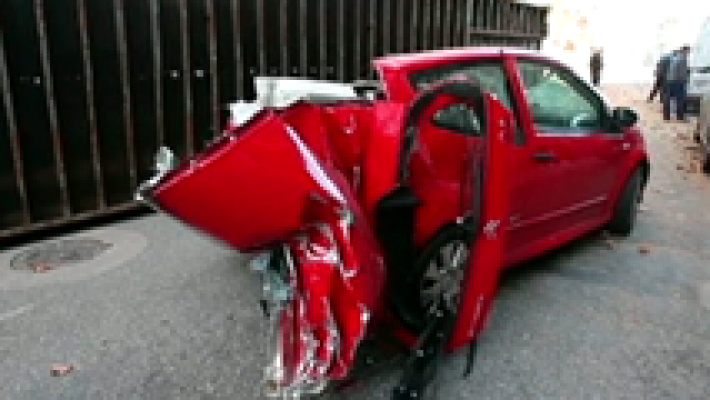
[607,168,643,236]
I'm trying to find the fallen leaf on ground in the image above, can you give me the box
[638,245,652,255]
[624,313,642,326]
[31,263,55,273]
[50,363,75,377]
[599,231,618,249]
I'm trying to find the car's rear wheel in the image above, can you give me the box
[413,227,470,325]
[607,168,643,236]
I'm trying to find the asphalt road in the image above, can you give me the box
[2,84,710,399]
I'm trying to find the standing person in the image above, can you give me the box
[590,49,603,87]
[648,51,672,103]
[663,45,691,121]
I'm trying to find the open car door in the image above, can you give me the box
[390,78,515,399]
[450,91,513,349]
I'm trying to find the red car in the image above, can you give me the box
[137,47,648,399]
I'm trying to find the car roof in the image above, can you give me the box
[374,46,547,70]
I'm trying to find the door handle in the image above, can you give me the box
[533,151,557,163]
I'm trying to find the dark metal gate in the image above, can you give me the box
[0,0,548,240]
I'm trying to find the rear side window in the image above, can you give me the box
[410,62,514,110]
[410,61,524,144]
[431,103,483,136]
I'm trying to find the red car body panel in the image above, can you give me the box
[152,104,390,388]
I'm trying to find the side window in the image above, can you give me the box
[410,62,514,110]
[517,60,605,133]
[410,61,526,144]
[431,103,482,136]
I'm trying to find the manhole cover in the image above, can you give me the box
[0,228,147,290]
[10,238,112,271]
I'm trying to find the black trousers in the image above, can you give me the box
[591,69,601,86]
[648,76,666,102]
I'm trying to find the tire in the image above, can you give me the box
[607,168,643,236]
[409,226,471,330]
[703,154,710,175]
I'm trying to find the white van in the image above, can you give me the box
[688,17,710,114]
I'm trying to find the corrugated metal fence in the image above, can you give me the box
[0,0,548,240]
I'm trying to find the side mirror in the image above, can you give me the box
[612,107,638,129]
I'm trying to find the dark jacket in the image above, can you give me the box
[656,53,672,79]
[590,53,603,71]
[666,52,689,82]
